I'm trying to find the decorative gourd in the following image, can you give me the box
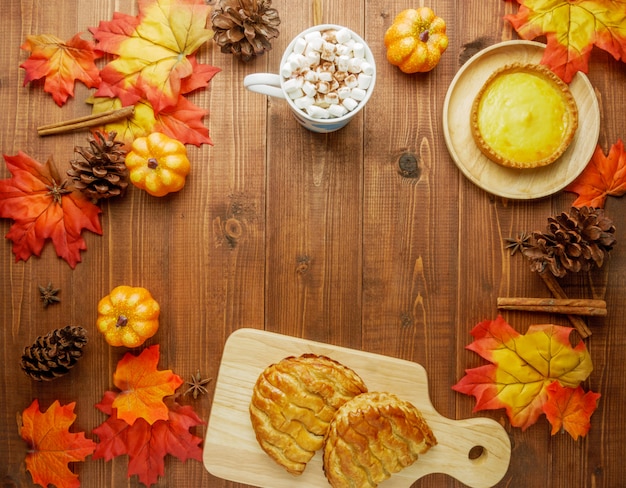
[96,286,160,348]
[384,7,448,74]
[125,132,190,197]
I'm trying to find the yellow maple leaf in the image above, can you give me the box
[88,95,212,147]
[91,0,213,112]
[453,316,594,431]
[88,96,156,146]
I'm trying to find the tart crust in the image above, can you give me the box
[322,391,437,487]
[470,63,578,169]
[249,354,368,476]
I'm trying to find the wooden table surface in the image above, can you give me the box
[1,1,625,487]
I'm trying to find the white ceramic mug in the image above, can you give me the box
[244,24,376,133]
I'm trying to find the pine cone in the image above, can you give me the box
[211,0,281,62]
[21,326,88,381]
[523,206,616,278]
[67,130,128,201]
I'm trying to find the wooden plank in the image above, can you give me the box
[0,0,625,487]
[362,2,462,444]
[264,0,364,349]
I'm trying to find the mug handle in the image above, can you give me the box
[243,73,285,99]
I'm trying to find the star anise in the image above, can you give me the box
[183,370,212,399]
[504,232,532,256]
[39,283,61,308]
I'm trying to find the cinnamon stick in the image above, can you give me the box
[538,272,593,338]
[497,297,607,317]
[37,106,135,136]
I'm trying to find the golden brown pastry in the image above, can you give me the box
[323,391,437,487]
[249,354,368,475]
[470,63,578,169]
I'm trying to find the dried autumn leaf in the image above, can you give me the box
[565,139,626,208]
[0,152,102,268]
[112,345,184,426]
[452,316,593,430]
[504,0,626,82]
[543,381,601,440]
[20,33,101,106]
[93,390,204,487]
[19,399,96,488]
[90,0,215,112]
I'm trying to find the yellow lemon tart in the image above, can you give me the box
[470,63,578,169]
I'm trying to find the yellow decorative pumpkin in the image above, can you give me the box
[125,132,190,197]
[96,286,160,348]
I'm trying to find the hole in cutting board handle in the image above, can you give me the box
[468,445,487,462]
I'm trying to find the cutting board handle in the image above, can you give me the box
[419,415,510,488]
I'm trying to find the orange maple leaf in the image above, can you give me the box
[112,345,184,426]
[20,33,101,106]
[154,95,212,147]
[565,139,626,208]
[0,152,102,268]
[453,316,594,431]
[93,391,204,487]
[19,399,96,488]
[543,381,601,440]
[504,0,626,82]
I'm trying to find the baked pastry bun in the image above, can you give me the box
[249,354,368,475]
[470,63,578,169]
[323,391,437,487]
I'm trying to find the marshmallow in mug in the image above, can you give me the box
[281,28,374,120]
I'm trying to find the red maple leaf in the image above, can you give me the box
[543,381,601,440]
[504,0,626,82]
[19,399,96,488]
[0,152,102,268]
[20,33,102,106]
[154,95,212,147]
[86,12,141,54]
[93,391,204,487]
[565,139,626,208]
[179,56,221,96]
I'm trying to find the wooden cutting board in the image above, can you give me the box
[203,329,511,488]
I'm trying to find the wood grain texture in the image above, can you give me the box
[1,0,625,487]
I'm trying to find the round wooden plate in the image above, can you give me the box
[443,40,600,200]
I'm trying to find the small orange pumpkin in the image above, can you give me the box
[96,286,160,348]
[384,8,448,74]
[125,132,190,197]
